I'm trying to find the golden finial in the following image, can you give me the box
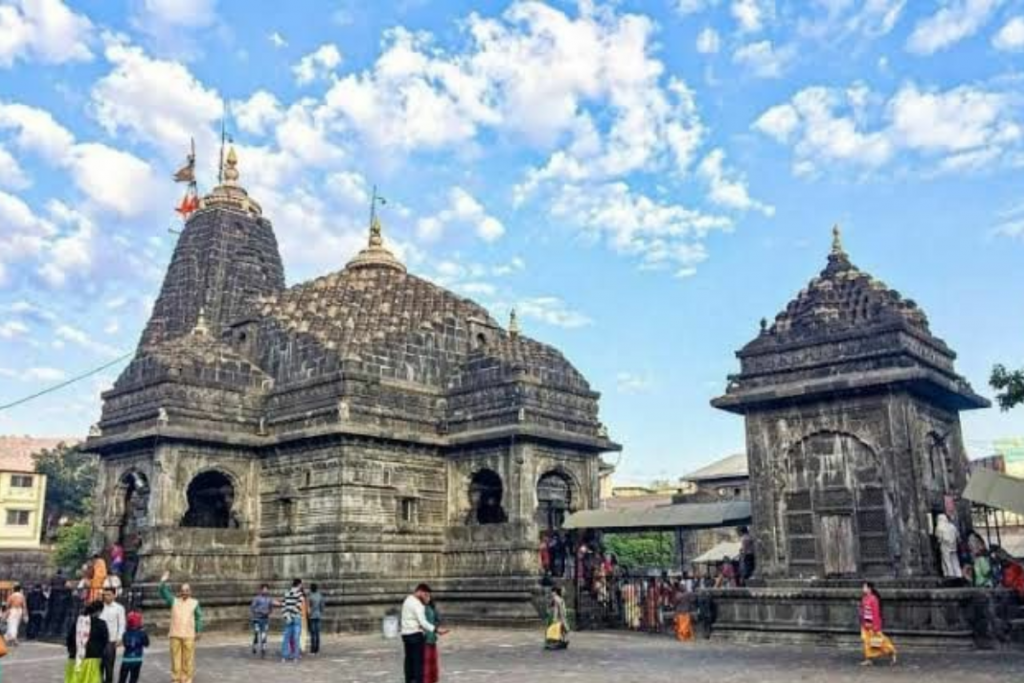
[509,308,520,337]
[369,214,383,247]
[831,223,843,255]
[223,146,239,184]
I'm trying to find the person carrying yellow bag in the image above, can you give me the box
[859,581,896,666]
[544,587,569,651]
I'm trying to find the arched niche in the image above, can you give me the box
[469,469,507,525]
[536,470,574,532]
[118,470,150,544]
[181,470,238,529]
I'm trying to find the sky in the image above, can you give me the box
[0,0,1022,483]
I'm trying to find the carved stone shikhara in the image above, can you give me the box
[86,154,618,630]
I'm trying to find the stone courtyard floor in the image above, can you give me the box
[6,628,1024,683]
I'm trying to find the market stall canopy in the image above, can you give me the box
[691,541,743,565]
[964,468,1024,517]
[563,500,751,532]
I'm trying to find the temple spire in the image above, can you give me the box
[831,223,844,256]
[509,308,520,337]
[345,185,406,273]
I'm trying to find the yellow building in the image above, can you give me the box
[0,437,57,549]
[0,468,47,549]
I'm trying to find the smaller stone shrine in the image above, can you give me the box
[710,227,996,647]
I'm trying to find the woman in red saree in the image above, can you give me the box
[859,582,896,666]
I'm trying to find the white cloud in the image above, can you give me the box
[293,43,343,86]
[675,0,720,13]
[887,83,1019,154]
[37,201,94,287]
[231,90,284,136]
[753,102,800,141]
[754,81,1019,175]
[415,187,505,242]
[799,0,906,41]
[0,101,76,162]
[55,324,120,357]
[516,297,592,329]
[993,16,1024,51]
[0,365,67,382]
[0,0,93,68]
[22,366,66,382]
[549,182,727,276]
[906,0,1003,55]
[696,27,721,54]
[67,143,162,217]
[0,320,30,339]
[268,31,287,48]
[731,0,774,33]
[697,149,774,215]
[616,371,652,394]
[732,40,794,78]
[0,189,55,285]
[91,36,223,160]
[139,0,218,29]
[325,170,369,207]
[0,143,29,189]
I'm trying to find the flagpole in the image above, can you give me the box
[217,119,226,185]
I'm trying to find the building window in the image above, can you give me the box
[470,469,507,524]
[10,475,33,488]
[6,509,30,526]
[400,498,417,525]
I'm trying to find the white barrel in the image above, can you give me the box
[382,614,400,639]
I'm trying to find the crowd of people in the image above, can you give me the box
[934,513,1024,592]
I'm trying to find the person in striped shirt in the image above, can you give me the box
[279,579,304,663]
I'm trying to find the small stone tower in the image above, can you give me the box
[713,227,988,580]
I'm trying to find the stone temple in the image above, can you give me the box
[85,149,618,628]
[710,228,993,644]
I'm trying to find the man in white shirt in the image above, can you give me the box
[99,586,126,683]
[400,584,435,683]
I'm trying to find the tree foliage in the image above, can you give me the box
[32,443,98,535]
[53,521,92,572]
[604,532,676,570]
[991,364,1024,411]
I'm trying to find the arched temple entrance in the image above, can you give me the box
[469,469,507,524]
[537,471,573,532]
[182,471,238,529]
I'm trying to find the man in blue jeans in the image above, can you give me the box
[249,584,273,657]
[279,579,304,662]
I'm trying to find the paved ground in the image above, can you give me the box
[6,629,1024,683]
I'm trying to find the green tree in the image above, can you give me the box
[53,521,92,572]
[991,364,1024,411]
[32,443,98,536]
[604,532,676,570]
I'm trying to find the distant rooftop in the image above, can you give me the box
[0,436,78,472]
[682,453,748,482]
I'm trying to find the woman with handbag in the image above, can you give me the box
[544,587,569,650]
[859,582,896,666]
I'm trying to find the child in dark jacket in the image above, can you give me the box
[118,611,150,683]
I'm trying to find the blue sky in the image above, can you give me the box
[0,0,1022,482]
